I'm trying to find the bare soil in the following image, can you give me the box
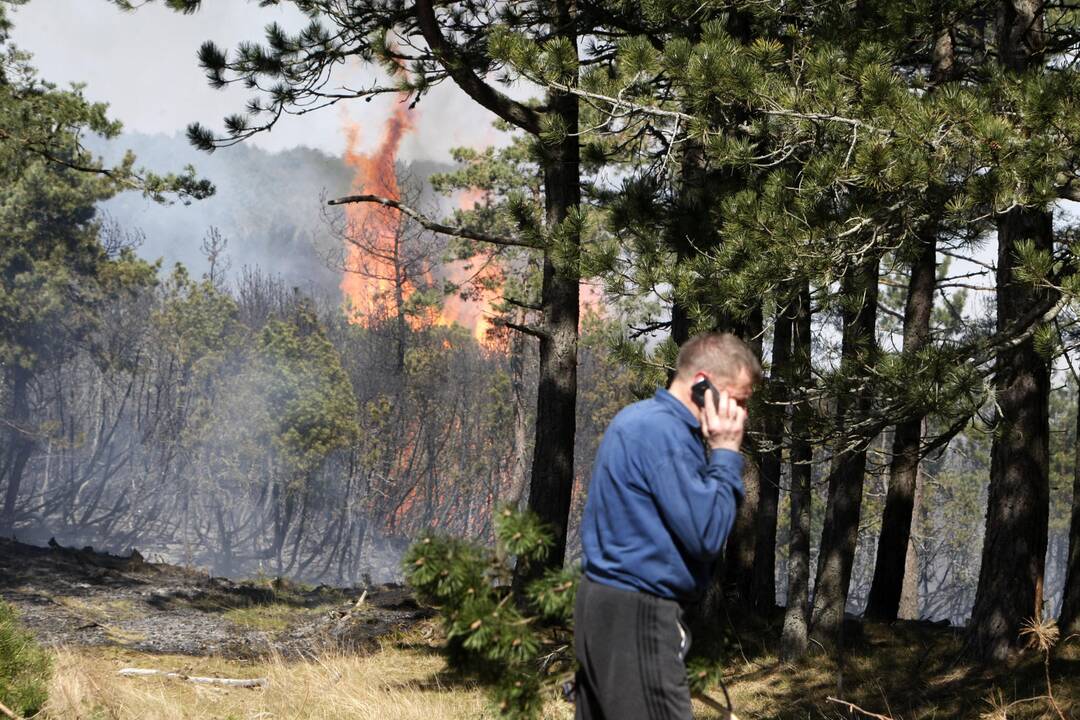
[0,538,431,659]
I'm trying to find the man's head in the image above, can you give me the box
[674,332,762,409]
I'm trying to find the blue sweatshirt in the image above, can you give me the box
[580,388,745,602]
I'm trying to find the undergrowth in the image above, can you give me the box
[0,598,52,716]
[404,506,578,719]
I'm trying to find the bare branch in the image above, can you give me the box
[545,82,891,135]
[826,697,894,720]
[0,698,24,720]
[327,194,538,249]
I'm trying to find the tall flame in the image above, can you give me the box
[339,108,604,344]
[340,105,504,346]
[340,102,417,323]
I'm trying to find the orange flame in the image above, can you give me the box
[439,188,503,347]
[340,101,417,324]
[340,106,507,347]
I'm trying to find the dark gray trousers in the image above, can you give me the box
[573,575,693,720]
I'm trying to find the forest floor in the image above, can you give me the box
[693,609,1080,720]
[0,538,427,658]
[4,539,1080,719]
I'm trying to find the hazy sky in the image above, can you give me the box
[10,0,504,161]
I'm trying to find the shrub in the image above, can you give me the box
[0,599,52,716]
[403,506,579,719]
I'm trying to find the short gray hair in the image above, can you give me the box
[675,332,762,384]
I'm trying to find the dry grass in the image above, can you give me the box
[39,617,1080,720]
[696,618,1080,720]
[42,626,576,720]
[222,603,330,632]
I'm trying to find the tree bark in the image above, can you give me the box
[752,299,793,610]
[522,7,581,572]
[724,306,764,601]
[505,316,532,510]
[969,207,1052,661]
[1,365,34,536]
[968,0,1052,663]
[865,234,936,621]
[897,439,926,620]
[810,258,879,649]
[1059,385,1080,635]
[781,283,813,659]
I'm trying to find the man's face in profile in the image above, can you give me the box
[702,368,755,411]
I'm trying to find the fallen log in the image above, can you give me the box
[118,668,267,688]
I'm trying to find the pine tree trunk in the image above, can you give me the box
[524,58,581,572]
[810,259,879,648]
[724,306,764,602]
[865,23,953,622]
[1059,385,1080,634]
[968,0,1052,663]
[505,317,532,509]
[781,284,813,659]
[1,366,33,536]
[897,442,926,620]
[666,139,716,353]
[865,235,936,621]
[969,206,1052,661]
[752,300,793,610]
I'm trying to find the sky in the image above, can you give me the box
[9,0,505,161]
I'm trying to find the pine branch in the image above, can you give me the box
[327,194,538,249]
[968,288,1069,366]
[0,128,213,202]
[1055,173,1080,202]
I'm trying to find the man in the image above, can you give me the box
[574,331,760,720]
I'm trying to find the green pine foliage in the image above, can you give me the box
[404,507,578,719]
[0,599,51,717]
[256,305,361,482]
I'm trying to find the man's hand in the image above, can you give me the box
[701,389,747,452]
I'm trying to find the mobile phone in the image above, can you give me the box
[691,377,718,411]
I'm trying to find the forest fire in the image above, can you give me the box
[340,103,415,324]
[339,104,501,347]
[339,105,607,349]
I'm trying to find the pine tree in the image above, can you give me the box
[864,14,956,624]
[403,507,577,719]
[811,258,880,648]
[0,600,51,717]
[966,0,1072,662]
[781,284,814,659]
